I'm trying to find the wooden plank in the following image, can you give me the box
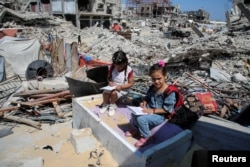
[13,88,68,97]
[0,106,19,113]
[11,97,70,107]
[29,94,55,98]
[117,31,131,40]
[0,106,19,117]
[52,101,64,118]
[30,90,70,103]
[3,115,41,130]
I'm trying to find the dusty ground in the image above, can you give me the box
[0,27,195,167]
[0,121,119,167]
[0,30,146,167]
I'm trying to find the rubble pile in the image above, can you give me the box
[1,7,250,128]
[1,2,250,167]
[0,87,72,128]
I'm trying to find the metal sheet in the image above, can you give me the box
[86,65,109,83]
[66,77,107,97]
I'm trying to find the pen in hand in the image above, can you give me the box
[140,101,147,108]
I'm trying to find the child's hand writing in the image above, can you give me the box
[141,108,153,114]
[140,101,147,108]
[116,85,122,91]
[109,81,116,86]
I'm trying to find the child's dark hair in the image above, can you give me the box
[109,50,128,83]
[112,50,128,65]
[149,61,167,76]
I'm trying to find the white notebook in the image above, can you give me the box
[127,106,148,115]
[100,86,116,91]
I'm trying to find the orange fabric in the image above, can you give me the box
[85,60,111,68]
[0,31,4,39]
[78,57,85,67]
[3,29,17,37]
[112,25,121,32]
[194,92,218,113]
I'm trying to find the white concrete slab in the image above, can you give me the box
[191,115,250,150]
[72,94,192,167]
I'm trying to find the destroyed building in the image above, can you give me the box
[226,0,250,30]
[124,0,180,25]
[231,0,250,16]
[123,0,210,28]
[1,0,250,166]
[0,0,123,29]
[125,0,178,18]
[184,9,210,23]
[76,0,122,28]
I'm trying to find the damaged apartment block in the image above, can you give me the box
[226,0,250,31]
[77,0,122,29]
[4,0,123,29]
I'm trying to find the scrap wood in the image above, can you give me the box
[52,101,65,118]
[172,80,189,89]
[185,72,221,95]
[212,88,250,95]
[11,97,71,107]
[29,93,72,100]
[29,94,56,98]
[174,81,250,95]
[13,88,68,97]
[30,90,70,103]
[3,114,42,130]
[184,73,250,95]
[184,73,248,116]
[0,106,20,117]
[0,106,19,113]
[172,77,180,85]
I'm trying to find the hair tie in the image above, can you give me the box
[158,60,165,67]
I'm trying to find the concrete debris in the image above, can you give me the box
[0,0,250,129]
[0,125,13,138]
[0,157,44,167]
[0,1,250,167]
[71,128,97,154]
[19,157,44,167]
[209,68,232,82]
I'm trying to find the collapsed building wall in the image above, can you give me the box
[138,2,177,18]
[184,9,210,23]
[2,0,122,29]
[227,0,250,30]
[77,0,122,29]
[231,0,250,16]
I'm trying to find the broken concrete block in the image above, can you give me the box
[26,78,69,90]
[20,157,44,167]
[71,128,97,154]
[210,68,232,82]
[232,72,248,82]
[0,126,13,138]
[234,60,244,68]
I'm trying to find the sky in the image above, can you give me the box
[171,0,232,21]
[122,0,233,21]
